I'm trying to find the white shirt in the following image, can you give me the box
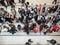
[2,28,8,32]
[4,1,7,6]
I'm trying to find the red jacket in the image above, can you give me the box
[37,7,41,11]
[39,25,43,31]
[33,26,38,33]
[51,25,59,32]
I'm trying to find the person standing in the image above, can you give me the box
[19,0,21,3]
[0,0,7,8]
[47,39,57,45]
[19,0,25,3]
[52,0,57,4]
[25,39,33,45]
[11,0,15,3]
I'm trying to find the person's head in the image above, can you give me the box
[9,23,14,28]
[50,39,57,44]
[1,8,4,11]
[17,25,21,29]
[28,39,33,42]
[35,12,37,15]
[26,2,29,5]
[53,23,57,25]
[31,3,33,5]
[11,5,15,8]
[3,26,7,29]
[44,3,46,5]
[25,42,30,45]
[39,4,42,7]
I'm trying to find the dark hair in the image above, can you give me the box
[26,2,29,5]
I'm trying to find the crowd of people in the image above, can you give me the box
[0,0,25,8]
[0,0,60,35]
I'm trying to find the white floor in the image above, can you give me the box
[0,36,60,45]
[15,0,60,5]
